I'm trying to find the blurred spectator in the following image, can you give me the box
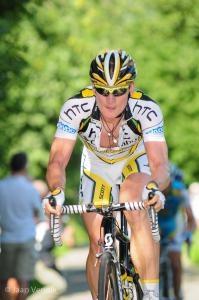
[27,180,67,300]
[32,180,48,199]
[159,163,196,300]
[0,152,41,300]
[189,182,199,227]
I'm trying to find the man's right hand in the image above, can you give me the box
[43,188,65,216]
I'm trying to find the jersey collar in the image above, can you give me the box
[91,98,133,122]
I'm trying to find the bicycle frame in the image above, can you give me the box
[99,210,131,271]
[98,211,123,299]
[49,200,158,299]
[98,209,143,299]
[159,243,174,300]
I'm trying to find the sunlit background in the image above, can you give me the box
[0,0,199,299]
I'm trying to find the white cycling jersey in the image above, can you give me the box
[55,86,165,164]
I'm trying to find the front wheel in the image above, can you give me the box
[98,252,122,300]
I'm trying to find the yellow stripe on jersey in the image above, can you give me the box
[83,137,142,164]
[131,91,142,99]
[83,169,112,207]
[95,137,142,164]
[79,116,91,131]
[82,89,94,98]
[122,151,146,179]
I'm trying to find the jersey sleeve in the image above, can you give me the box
[55,99,82,140]
[136,100,166,143]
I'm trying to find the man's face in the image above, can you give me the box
[94,82,135,120]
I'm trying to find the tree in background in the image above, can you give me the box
[0,0,198,201]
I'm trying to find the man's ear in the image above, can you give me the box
[129,81,135,94]
[93,86,97,96]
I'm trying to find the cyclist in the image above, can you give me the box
[159,164,196,300]
[44,49,170,300]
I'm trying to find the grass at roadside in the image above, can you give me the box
[182,229,199,269]
[189,230,199,267]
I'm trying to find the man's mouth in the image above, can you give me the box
[106,107,115,110]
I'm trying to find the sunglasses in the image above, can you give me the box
[94,85,129,97]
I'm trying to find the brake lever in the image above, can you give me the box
[148,190,156,228]
[48,195,57,236]
[49,195,57,207]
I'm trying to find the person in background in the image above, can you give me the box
[189,182,199,228]
[0,152,41,300]
[159,163,196,300]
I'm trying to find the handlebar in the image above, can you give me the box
[61,201,145,215]
[49,200,159,246]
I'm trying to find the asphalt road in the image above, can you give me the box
[57,247,91,300]
[56,247,199,300]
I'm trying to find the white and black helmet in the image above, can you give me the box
[90,49,137,87]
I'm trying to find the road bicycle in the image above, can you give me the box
[159,242,173,300]
[159,233,191,300]
[49,197,159,300]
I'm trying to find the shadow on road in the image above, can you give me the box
[61,268,89,296]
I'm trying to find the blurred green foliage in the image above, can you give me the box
[0,0,199,200]
[52,215,89,257]
[189,230,199,266]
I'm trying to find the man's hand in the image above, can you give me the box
[142,181,165,212]
[43,188,65,216]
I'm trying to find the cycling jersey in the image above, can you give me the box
[55,86,165,205]
[55,86,165,164]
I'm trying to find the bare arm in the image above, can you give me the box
[144,141,170,191]
[185,205,196,232]
[46,137,76,191]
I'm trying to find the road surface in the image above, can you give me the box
[57,247,91,300]
[56,247,199,300]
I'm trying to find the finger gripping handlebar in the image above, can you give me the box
[49,195,56,207]
[148,190,155,200]
[49,196,62,246]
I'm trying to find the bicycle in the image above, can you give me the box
[159,241,174,300]
[49,197,159,300]
[159,232,191,300]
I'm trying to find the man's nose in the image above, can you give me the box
[106,93,115,104]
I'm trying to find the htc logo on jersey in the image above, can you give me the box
[64,103,90,120]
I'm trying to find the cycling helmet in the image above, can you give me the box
[89,49,137,87]
[169,162,184,182]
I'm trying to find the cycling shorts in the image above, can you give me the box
[168,211,186,252]
[167,233,185,252]
[79,145,151,206]
[0,239,36,280]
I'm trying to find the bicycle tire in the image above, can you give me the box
[98,252,121,300]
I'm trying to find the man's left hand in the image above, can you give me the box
[142,181,165,212]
